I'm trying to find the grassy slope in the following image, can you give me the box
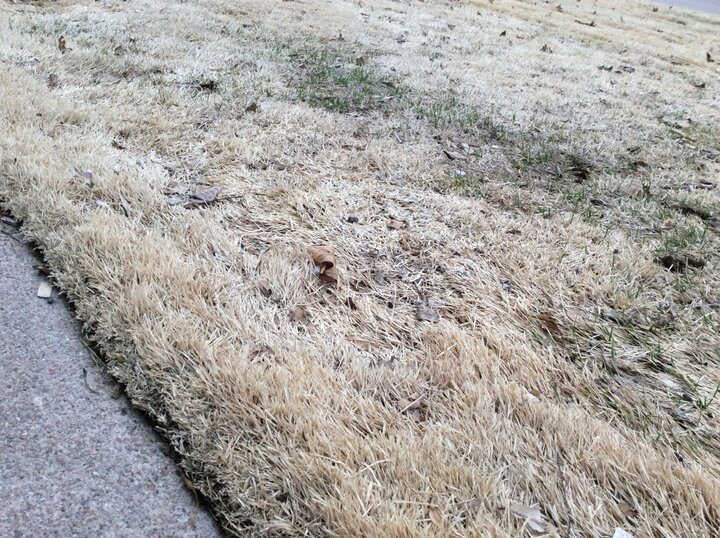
[1,0,719,535]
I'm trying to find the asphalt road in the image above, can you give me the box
[0,229,221,538]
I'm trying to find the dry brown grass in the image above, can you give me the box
[1,0,719,536]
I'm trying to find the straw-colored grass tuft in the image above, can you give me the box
[1,0,719,535]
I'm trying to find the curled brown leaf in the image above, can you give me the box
[307,245,338,284]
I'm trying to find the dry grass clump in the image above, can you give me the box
[1,0,719,536]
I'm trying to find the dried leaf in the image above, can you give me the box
[58,35,67,54]
[76,169,94,187]
[397,395,424,412]
[428,507,442,527]
[289,305,307,323]
[307,245,338,284]
[258,284,273,298]
[568,161,592,181]
[189,186,221,205]
[307,246,336,269]
[346,335,373,351]
[537,314,561,335]
[669,202,712,220]
[249,344,273,360]
[37,281,52,299]
[589,197,612,208]
[245,102,258,113]
[181,474,199,505]
[617,501,638,518]
[696,180,715,190]
[443,149,466,160]
[510,503,547,533]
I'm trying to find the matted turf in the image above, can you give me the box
[1,0,719,535]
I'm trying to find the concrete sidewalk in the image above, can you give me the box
[0,228,221,537]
